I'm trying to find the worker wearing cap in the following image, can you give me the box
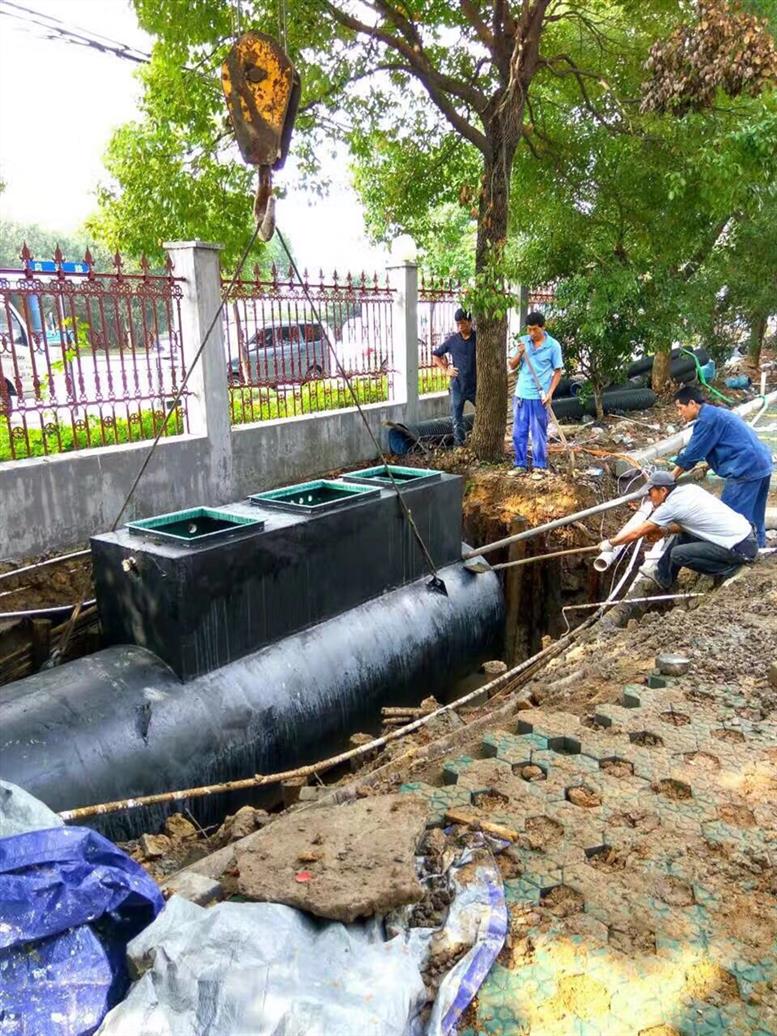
[671,386,773,546]
[508,311,564,474]
[432,308,477,447]
[599,471,758,589]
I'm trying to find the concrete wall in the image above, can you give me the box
[232,394,448,498]
[0,241,452,560]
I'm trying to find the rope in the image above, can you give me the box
[273,227,446,592]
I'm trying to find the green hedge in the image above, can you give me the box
[0,409,184,462]
[230,370,449,425]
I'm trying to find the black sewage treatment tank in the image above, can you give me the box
[0,468,504,839]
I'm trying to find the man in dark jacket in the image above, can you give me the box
[671,386,773,546]
[432,308,476,446]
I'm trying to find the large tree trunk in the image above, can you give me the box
[748,313,767,367]
[470,137,515,461]
[651,346,671,392]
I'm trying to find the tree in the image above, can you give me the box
[0,219,114,271]
[94,1,777,456]
[506,3,777,395]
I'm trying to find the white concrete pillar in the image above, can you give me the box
[164,240,232,501]
[387,245,420,425]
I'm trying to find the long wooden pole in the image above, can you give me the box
[489,543,600,571]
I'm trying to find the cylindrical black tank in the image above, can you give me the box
[0,560,503,840]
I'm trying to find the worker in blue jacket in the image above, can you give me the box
[671,385,773,546]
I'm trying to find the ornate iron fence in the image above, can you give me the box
[0,246,188,462]
[418,275,463,395]
[222,265,395,424]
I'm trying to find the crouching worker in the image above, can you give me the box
[598,471,757,589]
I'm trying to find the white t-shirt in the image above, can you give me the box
[650,484,752,549]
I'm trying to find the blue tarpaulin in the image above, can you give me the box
[0,825,163,1036]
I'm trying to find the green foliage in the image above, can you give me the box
[416,204,476,283]
[0,408,184,463]
[510,22,777,385]
[0,219,113,270]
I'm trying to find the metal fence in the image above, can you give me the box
[222,265,395,424]
[418,275,463,395]
[0,246,188,461]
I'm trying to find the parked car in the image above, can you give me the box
[0,303,30,414]
[0,302,76,414]
[225,319,336,386]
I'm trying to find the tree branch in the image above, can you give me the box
[320,0,489,152]
[460,0,495,52]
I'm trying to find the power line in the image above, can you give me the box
[0,0,151,64]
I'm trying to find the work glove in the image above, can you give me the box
[598,539,613,553]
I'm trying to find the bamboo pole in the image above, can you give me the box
[489,544,600,572]
[58,545,646,824]
[0,549,90,585]
[59,619,588,822]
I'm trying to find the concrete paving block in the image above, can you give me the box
[504,876,542,903]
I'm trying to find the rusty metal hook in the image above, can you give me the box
[254,167,276,241]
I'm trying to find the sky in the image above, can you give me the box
[0,0,387,272]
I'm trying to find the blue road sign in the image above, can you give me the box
[28,260,90,274]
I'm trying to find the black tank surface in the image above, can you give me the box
[0,560,503,840]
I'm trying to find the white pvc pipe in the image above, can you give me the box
[629,388,777,467]
[593,498,654,571]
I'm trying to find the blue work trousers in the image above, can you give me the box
[721,474,771,547]
[450,381,476,445]
[513,397,548,468]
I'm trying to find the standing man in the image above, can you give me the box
[508,312,564,474]
[432,307,477,447]
[599,471,758,588]
[671,386,773,546]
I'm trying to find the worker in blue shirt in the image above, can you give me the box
[432,308,477,446]
[508,311,564,474]
[671,385,773,546]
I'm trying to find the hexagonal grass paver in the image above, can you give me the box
[399,666,777,1034]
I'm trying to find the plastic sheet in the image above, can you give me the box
[0,779,64,838]
[389,842,508,1036]
[97,896,428,1036]
[99,846,507,1036]
[0,826,163,1036]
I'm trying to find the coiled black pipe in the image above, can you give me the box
[550,387,658,422]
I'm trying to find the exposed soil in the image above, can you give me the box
[655,875,695,907]
[471,789,510,812]
[652,778,692,801]
[659,710,690,726]
[524,814,564,851]
[586,844,630,872]
[540,884,584,917]
[630,731,665,747]
[566,784,602,808]
[682,750,721,771]
[599,757,634,778]
[0,549,93,611]
[608,810,661,833]
[609,924,657,956]
[682,961,741,1006]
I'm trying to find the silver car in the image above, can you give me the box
[226,320,335,386]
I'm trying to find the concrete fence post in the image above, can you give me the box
[387,253,420,426]
[164,240,233,501]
